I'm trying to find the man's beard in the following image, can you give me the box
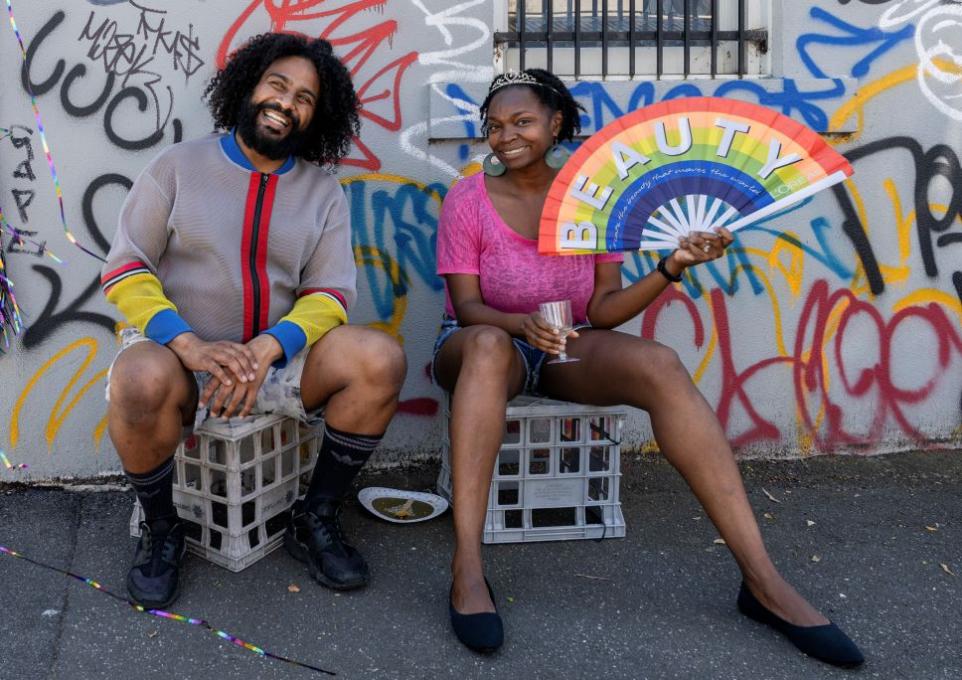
[236,99,306,160]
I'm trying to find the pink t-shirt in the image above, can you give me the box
[436,172,623,324]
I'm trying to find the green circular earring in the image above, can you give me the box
[544,140,570,169]
[483,152,506,177]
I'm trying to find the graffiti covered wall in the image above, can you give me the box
[0,0,959,481]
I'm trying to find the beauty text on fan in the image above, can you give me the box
[539,97,853,255]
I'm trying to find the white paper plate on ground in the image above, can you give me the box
[357,487,449,524]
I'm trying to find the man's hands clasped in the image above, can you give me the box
[168,332,284,419]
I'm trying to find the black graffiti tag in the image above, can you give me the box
[17,11,186,345]
[24,10,183,149]
[10,125,35,182]
[833,136,962,301]
[77,2,204,133]
[8,125,36,225]
[22,174,131,349]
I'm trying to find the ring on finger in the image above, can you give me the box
[702,244,711,253]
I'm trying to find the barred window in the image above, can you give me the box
[496,0,770,79]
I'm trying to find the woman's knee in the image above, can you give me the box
[631,342,691,389]
[459,326,515,371]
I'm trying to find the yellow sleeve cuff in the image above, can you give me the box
[279,294,347,348]
[103,272,184,341]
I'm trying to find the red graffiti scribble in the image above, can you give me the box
[398,398,439,416]
[640,285,706,348]
[643,280,962,451]
[790,280,962,449]
[710,287,786,447]
[642,287,783,447]
[217,0,418,171]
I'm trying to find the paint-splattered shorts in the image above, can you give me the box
[105,328,323,439]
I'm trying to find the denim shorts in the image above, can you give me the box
[105,327,323,439]
[431,317,548,395]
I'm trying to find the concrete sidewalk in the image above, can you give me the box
[1,451,960,680]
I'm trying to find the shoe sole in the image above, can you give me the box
[283,531,369,591]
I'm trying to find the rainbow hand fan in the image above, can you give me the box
[539,97,852,254]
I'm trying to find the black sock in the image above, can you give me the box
[305,424,382,508]
[126,457,176,526]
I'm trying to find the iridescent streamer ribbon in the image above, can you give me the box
[0,235,25,350]
[0,450,28,471]
[5,0,106,263]
[0,545,335,675]
[0,205,63,264]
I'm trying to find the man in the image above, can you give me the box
[101,33,406,609]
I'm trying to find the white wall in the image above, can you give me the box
[1,0,959,481]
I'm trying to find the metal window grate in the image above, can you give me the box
[499,0,766,79]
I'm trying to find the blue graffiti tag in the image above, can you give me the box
[570,78,846,134]
[346,180,445,321]
[623,197,856,299]
[797,6,915,80]
[444,83,478,163]
[714,79,846,132]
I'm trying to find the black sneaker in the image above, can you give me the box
[284,499,370,590]
[127,518,187,609]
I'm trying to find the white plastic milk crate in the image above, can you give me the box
[130,414,320,572]
[438,396,627,544]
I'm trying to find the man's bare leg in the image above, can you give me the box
[108,342,198,473]
[107,341,198,609]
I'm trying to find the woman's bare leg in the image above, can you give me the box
[435,326,526,615]
[539,329,827,626]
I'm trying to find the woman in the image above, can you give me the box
[433,69,864,668]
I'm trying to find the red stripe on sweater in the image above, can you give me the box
[240,173,260,341]
[299,288,348,310]
[101,260,148,286]
[256,175,278,334]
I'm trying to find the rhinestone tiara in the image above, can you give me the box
[487,71,562,98]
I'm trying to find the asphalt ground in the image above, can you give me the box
[1,450,960,680]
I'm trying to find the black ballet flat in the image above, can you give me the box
[449,578,504,653]
[737,582,864,668]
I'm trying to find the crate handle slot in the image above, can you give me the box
[589,422,620,446]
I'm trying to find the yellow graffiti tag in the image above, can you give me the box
[739,239,807,299]
[830,58,962,140]
[882,178,915,281]
[893,289,962,321]
[10,337,108,451]
[690,313,718,385]
[354,244,408,340]
[766,234,808,298]
[847,179,913,293]
[830,65,919,140]
[93,415,110,449]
